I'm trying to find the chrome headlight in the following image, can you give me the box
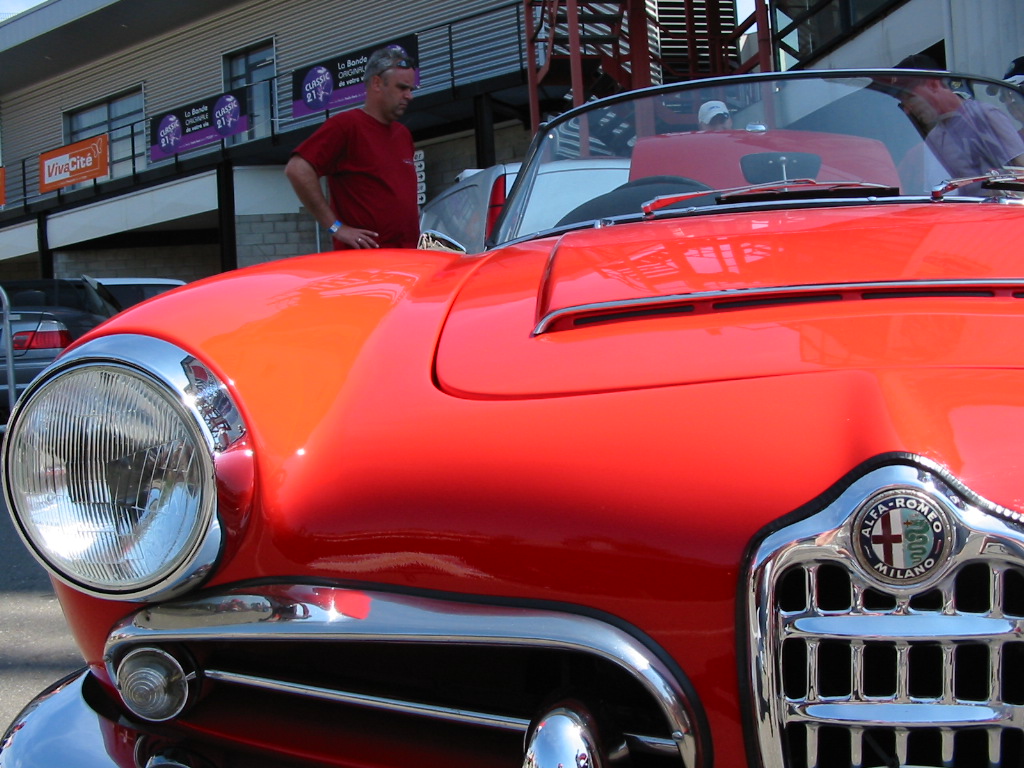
[2,335,245,600]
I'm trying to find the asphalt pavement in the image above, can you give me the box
[0,496,82,732]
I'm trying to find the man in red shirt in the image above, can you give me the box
[285,46,419,250]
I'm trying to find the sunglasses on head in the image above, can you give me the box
[385,47,415,69]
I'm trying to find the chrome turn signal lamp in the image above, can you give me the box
[115,647,198,722]
[524,704,605,768]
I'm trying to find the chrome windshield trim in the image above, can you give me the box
[528,68,1019,140]
[533,279,1024,335]
[106,584,699,765]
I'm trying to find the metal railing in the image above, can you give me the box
[0,1,528,213]
[0,285,15,426]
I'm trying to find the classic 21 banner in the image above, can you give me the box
[291,35,419,118]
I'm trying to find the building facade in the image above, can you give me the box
[0,0,1022,285]
[0,0,539,281]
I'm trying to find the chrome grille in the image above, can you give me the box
[747,462,1024,768]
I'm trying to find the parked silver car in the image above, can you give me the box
[420,158,629,253]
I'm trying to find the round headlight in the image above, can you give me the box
[4,358,220,599]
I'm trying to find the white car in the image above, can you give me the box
[96,277,186,309]
[421,158,629,254]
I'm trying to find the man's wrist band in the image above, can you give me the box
[329,220,342,234]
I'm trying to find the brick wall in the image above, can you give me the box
[236,213,320,269]
[0,253,44,280]
[53,244,220,282]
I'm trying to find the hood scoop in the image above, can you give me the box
[535,279,1024,334]
[436,207,1024,399]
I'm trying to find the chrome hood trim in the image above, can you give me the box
[533,279,1024,335]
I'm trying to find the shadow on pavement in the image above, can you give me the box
[0,501,82,731]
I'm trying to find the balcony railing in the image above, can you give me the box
[0,1,527,214]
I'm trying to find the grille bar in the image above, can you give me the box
[790,614,1017,638]
[790,701,1012,726]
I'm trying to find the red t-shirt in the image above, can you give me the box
[294,109,419,248]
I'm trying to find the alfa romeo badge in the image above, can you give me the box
[853,487,953,586]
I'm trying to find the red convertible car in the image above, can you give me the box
[5,68,1024,768]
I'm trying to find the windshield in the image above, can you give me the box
[493,70,1024,245]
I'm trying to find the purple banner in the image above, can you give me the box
[150,90,250,162]
[291,35,418,118]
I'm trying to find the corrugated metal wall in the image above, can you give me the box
[654,0,736,77]
[0,0,525,202]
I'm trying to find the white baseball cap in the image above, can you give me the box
[698,100,730,126]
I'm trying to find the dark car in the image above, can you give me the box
[7,68,1024,768]
[96,277,186,308]
[0,277,119,422]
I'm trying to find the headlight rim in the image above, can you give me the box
[2,335,245,602]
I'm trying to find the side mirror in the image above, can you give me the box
[417,229,468,254]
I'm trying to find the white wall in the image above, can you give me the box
[47,172,217,248]
[813,0,1024,80]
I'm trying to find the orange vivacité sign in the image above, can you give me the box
[38,135,109,194]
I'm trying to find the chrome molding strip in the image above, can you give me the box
[533,279,1024,335]
[205,668,530,730]
[106,585,696,765]
[746,462,1024,768]
[203,668,677,755]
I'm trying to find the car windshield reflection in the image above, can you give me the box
[492,70,1024,245]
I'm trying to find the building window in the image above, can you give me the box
[224,40,276,142]
[66,89,146,181]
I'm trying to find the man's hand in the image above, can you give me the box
[335,225,380,249]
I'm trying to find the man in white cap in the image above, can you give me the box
[698,100,732,131]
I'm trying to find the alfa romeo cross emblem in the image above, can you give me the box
[852,487,953,586]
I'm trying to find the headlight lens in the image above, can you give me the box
[4,358,220,599]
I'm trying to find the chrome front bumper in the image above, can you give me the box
[3,583,701,768]
[2,669,311,768]
[2,671,133,768]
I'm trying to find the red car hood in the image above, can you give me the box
[437,203,1024,397]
